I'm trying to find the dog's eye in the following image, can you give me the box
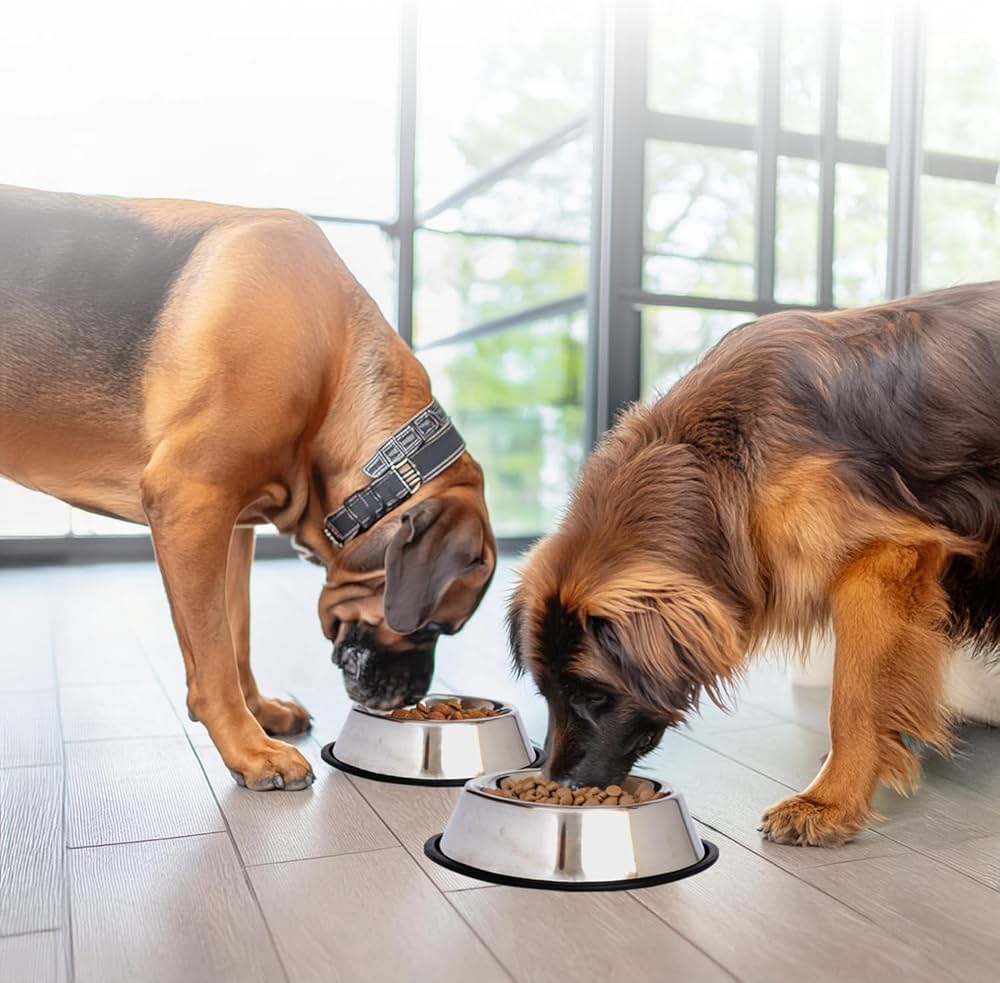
[571,689,611,714]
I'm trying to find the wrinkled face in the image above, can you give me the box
[508,597,674,787]
[310,492,496,709]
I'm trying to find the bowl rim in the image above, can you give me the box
[321,741,545,786]
[464,768,677,810]
[423,834,718,891]
[351,693,516,724]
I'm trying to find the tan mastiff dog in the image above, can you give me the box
[0,184,496,790]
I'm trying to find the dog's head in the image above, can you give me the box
[509,551,743,786]
[508,441,747,787]
[313,478,496,709]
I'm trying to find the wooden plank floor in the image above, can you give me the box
[2,554,1000,982]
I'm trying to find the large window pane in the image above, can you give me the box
[0,480,70,537]
[838,2,892,144]
[413,232,587,347]
[641,308,748,400]
[421,313,586,537]
[921,177,1000,290]
[647,0,759,124]
[775,156,819,305]
[924,2,1000,161]
[423,135,591,243]
[0,1,399,218]
[834,163,888,307]
[780,0,822,135]
[317,222,396,323]
[644,142,756,300]
[416,0,594,210]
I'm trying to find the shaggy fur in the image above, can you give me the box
[509,281,1000,846]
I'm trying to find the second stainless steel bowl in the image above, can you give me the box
[321,694,541,785]
[425,768,718,890]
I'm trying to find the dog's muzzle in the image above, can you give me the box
[332,625,435,710]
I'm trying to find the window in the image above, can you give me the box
[0,0,401,542]
[919,2,1000,291]
[421,311,586,537]
[411,0,595,535]
[641,308,749,399]
[3,1,999,553]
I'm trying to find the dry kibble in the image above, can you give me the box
[483,776,667,807]
[389,699,502,721]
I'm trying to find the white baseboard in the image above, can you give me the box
[946,646,1000,726]
[782,639,1000,726]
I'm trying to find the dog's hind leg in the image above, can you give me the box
[227,525,312,736]
[761,540,952,846]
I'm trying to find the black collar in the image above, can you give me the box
[323,399,466,548]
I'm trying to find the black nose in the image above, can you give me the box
[333,635,434,710]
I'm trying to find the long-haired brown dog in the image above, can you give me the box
[509,281,1000,846]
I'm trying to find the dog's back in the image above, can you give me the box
[671,281,1000,647]
[0,185,213,423]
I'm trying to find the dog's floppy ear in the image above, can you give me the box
[384,497,487,634]
[506,594,526,676]
[588,573,743,716]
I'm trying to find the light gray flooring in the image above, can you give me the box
[2,554,1000,983]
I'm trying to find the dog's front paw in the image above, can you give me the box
[760,794,864,847]
[249,696,312,737]
[228,738,315,791]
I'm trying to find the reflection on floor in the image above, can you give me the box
[2,555,1000,982]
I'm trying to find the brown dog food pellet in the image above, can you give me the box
[483,777,666,806]
[389,699,502,721]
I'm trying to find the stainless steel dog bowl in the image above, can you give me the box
[424,769,718,890]
[321,695,542,786]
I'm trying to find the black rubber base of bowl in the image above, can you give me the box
[423,834,719,891]
[320,742,546,787]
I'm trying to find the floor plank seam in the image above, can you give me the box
[692,816,908,882]
[340,779,516,981]
[439,891,519,983]
[741,698,829,735]
[0,685,61,696]
[188,729,292,983]
[64,828,225,852]
[626,891,740,982]
[61,733,188,748]
[244,843,401,870]
[0,926,61,941]
[1,758,64,771]
[60,733,183,746]
[674,825,968,980]
[830,837,1000,895]
[771,862,969,981]
[55,664,75,983]
[142,643,192,733]
[339,773,414,852]
[671,730,800,792]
